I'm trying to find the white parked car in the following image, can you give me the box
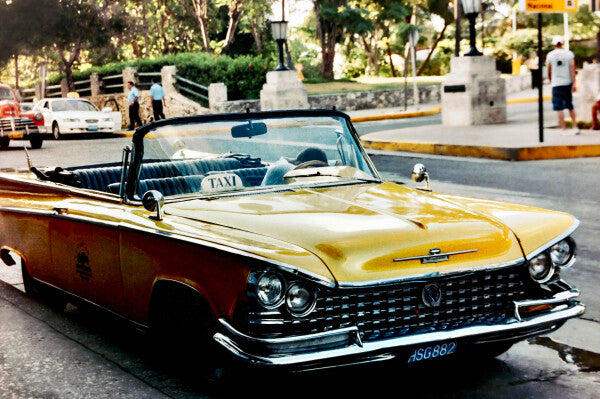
[34,98,122,139]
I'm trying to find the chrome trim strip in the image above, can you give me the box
[0,206,55,217]
[336,257,526,288]
[525,218,580,260]
[513,289,580,321]
[219,319,359,345]
[214,302,585,366]
[393,249,477,263]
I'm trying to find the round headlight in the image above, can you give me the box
[285,283,316,317]
[34,112,43,121]
[528,253,554,283]
[256,273,284,308]
[549,239,573,266]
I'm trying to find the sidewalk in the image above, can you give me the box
[349,87,600,161]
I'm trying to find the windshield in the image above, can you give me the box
[52,99,98,112]
[137,114,379,198]
[0,88,15,100]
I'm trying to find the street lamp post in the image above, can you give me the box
[271,20,289,71]
[461,0,483,56]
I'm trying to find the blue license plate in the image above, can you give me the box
[87,125,98,131]
[407,342,457,363]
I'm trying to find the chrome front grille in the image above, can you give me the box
[0,117,35,132]
[85,119,98,123]
[242,265,531,342]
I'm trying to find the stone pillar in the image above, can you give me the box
[35,83,43,101]
[90,73,101,97]
[442,56,507,126]
[161,65,177,95]
[577,63,600,123]
[60,78,69,97]
[209,83,227,113]
[122,67,138,93]
[260,70,309,111]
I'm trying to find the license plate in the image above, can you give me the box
[87,125,98,131]
[407,342,457,363]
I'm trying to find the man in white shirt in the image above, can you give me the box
[150,78,166,121]
[547,35,578,134]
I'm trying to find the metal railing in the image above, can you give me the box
[172,74,208,103]
[22,88,36,102]
[73,79,91,95]
[46,84,62,98]
[136,71,161,89]
[101,74,123,94]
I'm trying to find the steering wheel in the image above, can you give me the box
[292,160,329,170]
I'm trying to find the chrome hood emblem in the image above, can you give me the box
[393,248,477,264]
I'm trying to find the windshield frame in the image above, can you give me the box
[125,109,381,201]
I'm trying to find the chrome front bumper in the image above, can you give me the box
[213,288,585,368]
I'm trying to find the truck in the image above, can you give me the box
[0,83,46,150]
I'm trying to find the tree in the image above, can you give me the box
[51,1,125,90]
[188,0,213,53]
[417,0,454,76]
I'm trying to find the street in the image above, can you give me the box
[0,130,599,398]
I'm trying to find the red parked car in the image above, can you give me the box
[0,83,46,150]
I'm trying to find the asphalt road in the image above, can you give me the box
[0,131,599,398]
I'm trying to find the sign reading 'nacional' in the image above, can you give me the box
[519,0,578,12]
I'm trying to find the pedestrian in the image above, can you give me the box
[590,92,600,130]
[526,52,540,90]
[149,78,166,121]
[546,35,578,134]
[127,81,142,131]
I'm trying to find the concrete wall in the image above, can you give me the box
[307,85,440,111]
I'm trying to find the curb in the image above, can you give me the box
[350,107,442,123]
[506,95,551,105]
[361,140,600,161]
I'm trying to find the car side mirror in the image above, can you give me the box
[102,107,113,113]
[142,190,165,221]
[411,163,431,192]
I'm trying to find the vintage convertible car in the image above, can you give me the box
[0,110,584,370]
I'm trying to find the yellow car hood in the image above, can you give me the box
[164,182,568,285]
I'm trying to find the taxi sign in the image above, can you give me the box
[519,0,577,12]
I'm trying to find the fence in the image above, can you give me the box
[45,84,62,98]
[21,88,36,102]
[101,74,123,94]
[73,79,91,96]
[136,72,161,90]
[172,74,209,106]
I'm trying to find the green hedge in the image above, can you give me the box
[41,52,271,100]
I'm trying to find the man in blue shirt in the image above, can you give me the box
[127,81,142,130]
[150,78,166,121]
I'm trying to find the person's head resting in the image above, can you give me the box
[552,35,564,48]
[294,147,328,165]
[127,81,135,89]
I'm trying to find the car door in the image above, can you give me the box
[39,101,52,130]
[48,198,126,314]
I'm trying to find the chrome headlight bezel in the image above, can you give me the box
[285,282,318,317]
[549,236,576,268]
[248,269,319,318]
[528,252,555,283]
[256,272,286,309]
[527,236,576,283]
